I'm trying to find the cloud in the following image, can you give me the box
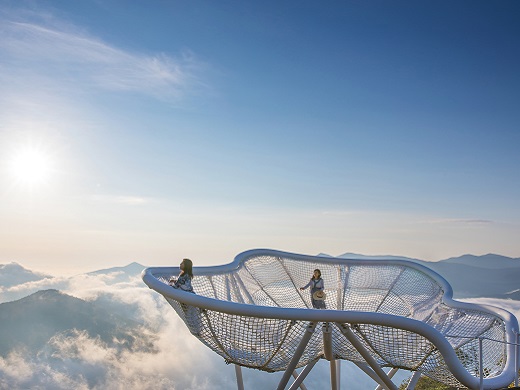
[0,317,220,390]
[0,14,205,102]
[461,297,520,323]
[0,262,50,288]
[425,218,494,226]
[91,195,152,206]
[0,270,231,389]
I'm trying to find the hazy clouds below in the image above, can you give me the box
[0,265,359,389]
[0,267,236,389]
[0,263,519,389]
[461,297,520,324]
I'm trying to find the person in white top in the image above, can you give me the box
[300,269,326,309]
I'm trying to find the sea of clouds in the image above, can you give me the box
[0,266,379,389]
[0,265,519,389]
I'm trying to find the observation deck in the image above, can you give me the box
[142,249,519,390]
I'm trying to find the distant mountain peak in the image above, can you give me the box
[0,261,22,269]
[87,262,145,275]
[317,253,333,257]
[13,289,81,306]
[29,289,61,299]
[0,262,51,288]
[0,262,44,273]
[338,252,419,261]
[439,253,520,269]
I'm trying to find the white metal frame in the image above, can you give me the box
[142,248,519,390]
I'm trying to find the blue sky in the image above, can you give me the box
[1,1,519,275]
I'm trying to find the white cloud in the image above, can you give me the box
[0,15,205,102]
[425,218,494,226]
[0,271,232,389]
[91,195,151,206]
[460,297,520,323]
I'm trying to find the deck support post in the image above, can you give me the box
[323,323,339,390]
[405,371,421,390]
[336,323,398,390]
[288,360,318,390]
[335,360,341,389]
[277,322,316,390]
[375,368,398,390]
[354,362,390,389]
[290,370,308,390]
[479,337,484,390]
[235,364,244,390]
[515,331,519,387]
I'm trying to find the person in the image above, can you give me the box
[169,258,194,293]
[169,258,200,334]
[300,269,326,309]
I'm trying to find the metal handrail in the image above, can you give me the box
[445,333,520,389]
[143,248,520,390]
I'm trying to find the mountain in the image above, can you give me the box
[437,253,520,269]
[334,253,520,300]
[317,253,334,257]
[418,261,520,299]
[0,289,144,357]
[338,253,420,262]
[0,262,51,288]
[406,254,520,299]
[0,262,147,304]
[1,255,518,305]
[86,262,146,284]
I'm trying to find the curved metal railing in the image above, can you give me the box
[142,249,519,390]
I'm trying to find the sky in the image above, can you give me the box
[1,1,520,276]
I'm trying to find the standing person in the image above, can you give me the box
[169,258,194,293]
[300,269,326,309]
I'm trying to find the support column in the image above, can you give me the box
[288,360,318,390]
[375,368,398,390]
[323,323,338,390]
[354,362,389,389]
[234,365,244,390]
[478,337,484,390]
[335,360,341,389]
[291,370,308,390]
[330,359,338,390]
[277,322,317,390]
[336,323,398,390]
[515,331,519,388]
[406,371,422,390]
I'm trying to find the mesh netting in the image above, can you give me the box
[152,252,509,388]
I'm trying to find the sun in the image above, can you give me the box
[8,146,53,187]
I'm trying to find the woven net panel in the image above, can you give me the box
[154,253,510,386]
[239,255,445,318]
[164,295,323,372]
[243,254,309,308]
[344,322,467,387]
[327,325,363,362]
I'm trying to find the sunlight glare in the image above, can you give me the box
[8,146,53,187]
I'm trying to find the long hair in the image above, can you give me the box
[182,258,193,279]
[312,269,321,280]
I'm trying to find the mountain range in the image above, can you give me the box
[2,253,520,304]
[338,253,520,300]
[0,289,144,357]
